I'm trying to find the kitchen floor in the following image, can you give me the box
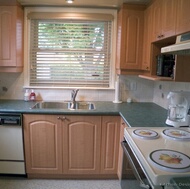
[0,176,146,189]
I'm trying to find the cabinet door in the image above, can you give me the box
[152,0,163,41]
[142,6,152,71]
[116,5,144,72]
[23,114,63,174]
[63,115,101,174]
[0,6,16,66]
[101,116,120,174]
[0,5,23,71]
[162,0,177,38]
[176,0,190,35]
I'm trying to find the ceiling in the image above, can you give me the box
[17,0,151,8]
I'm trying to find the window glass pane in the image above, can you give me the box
[30,19,112,88]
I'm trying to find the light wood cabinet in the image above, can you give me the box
[24,114,120,178]
[151,0,177,41]
[140,0,190,82]
[161,0,177,38]
[101,116,120,175]
[176,0,190,35]
[0,4,23,72]
[116,4,145,75]
[151,0,163,41]
[23,114,63,174]
[62,115,101,175]
[142,6,152,71]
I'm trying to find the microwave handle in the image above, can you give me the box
[121,141,150,189]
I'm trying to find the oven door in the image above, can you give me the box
[121,140,151,189]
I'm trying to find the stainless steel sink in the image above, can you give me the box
[31,101,96,110]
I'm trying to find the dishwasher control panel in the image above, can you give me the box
[0,114,22,126]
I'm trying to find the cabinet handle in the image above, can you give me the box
[57,116,67,121]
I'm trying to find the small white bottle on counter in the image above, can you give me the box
[24,89,30,101]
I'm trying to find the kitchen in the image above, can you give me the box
[0,0,190,188]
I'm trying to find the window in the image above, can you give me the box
[27,11,115,88]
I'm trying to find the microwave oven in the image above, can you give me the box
[156,54,175,77]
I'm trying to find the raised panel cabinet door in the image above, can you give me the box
[152,0,163,41]
[116,5,144,71]
[101,116,120,174]
[176,0,190,35]
[0,6,16,66]
[62,116,101,174]
[0,5,23,70]
[23,114,63,174]
[142,6,152,71]
[161,0,177,38]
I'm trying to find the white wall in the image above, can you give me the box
[153,81,190,109]
[0,73,154,102]
[1,72,190,110]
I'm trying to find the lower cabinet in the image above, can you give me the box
[23,114,63,175]
[62,115,101,175]
[23,114,120,178]
[101,116,120,175]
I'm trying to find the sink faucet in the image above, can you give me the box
[70,89,79,109]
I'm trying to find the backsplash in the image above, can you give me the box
[0,73,190,110]
[153,81,190,109]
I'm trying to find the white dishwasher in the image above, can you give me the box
[0,114,25,175]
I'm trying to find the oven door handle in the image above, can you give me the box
[121,141,150,189]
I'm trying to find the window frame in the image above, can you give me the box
[24,7,117,90]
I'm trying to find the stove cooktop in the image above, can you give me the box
[124,127,190,187]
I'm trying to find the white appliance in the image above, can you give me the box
[123,127,190,189]
[0,114,25,174]
[161,32,190,54]
[166,91,190,127]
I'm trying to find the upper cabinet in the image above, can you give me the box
[139,0,190,82]
[142,5,152,71]
[151,0,177,42]
[161,0,177,38]
[0,4,23,72]
[116,4,145,75]
[176,0,190,35]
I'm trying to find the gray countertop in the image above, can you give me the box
[0,99,168,127]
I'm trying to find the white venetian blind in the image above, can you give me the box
[29,13,113,88]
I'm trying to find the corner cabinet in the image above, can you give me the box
[23,114,120,178]
[176,0,190,35]
[151,0,177,42]
[116,4,145,75]
[0,5,23,72]
[142,5,152,71]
